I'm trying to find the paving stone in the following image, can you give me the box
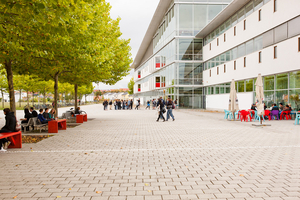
[0,105,299,200]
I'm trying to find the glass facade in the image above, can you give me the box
[135,0,230,109]
[206,71,300,110]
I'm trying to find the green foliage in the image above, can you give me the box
[0,0,132,113]
[128,77,134,95]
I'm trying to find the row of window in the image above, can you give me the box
[204,0,272,45]
[207,71,300,95]
[204,15,300,71]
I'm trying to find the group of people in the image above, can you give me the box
[251,102,293,112]
[250,102,293,119]
[156,97,176,122]
[0,108,16,151]
[149,98,177,110]
[103,99,134,110]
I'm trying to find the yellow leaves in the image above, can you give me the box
[13,196,17,199]
[148,190,151,192]
[144,183,149,186]
[69,188,72,190]
[96,191,102,194]
[239,174,244,177]
[57,196,61,198]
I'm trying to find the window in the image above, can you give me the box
[217,67,219,75]
[259,51,262,63]
[224,33,226,42]
[234,61,236,70]
[244,57,246,67]
[217,38,219,46]
[210,43,211,50]
[234,26,236,36]
[274,0,277,12]
[224,64,226,73]
[274,46,277,59]
[258,9,262,21]
[210,70,211,77]
[244,20,246,30]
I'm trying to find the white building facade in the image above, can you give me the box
[133,0,300,110]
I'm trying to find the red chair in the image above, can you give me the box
[239,110,252,122]
[264,110,271,120]
[248,110,255,119]
[280,110,291,120]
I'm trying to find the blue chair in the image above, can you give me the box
[254,110,265,123]
[224,110,234,120]
[295,112,300,125]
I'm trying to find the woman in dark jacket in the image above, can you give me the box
[0,108,16,151]
[156,100,165,122]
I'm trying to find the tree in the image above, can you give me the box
[78,83,94,103]
[0,68,8,108]
[1,0,132,117]
[36,80,54,105]
[128,77,134,95]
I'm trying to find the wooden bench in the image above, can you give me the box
[48,119,67,133]
[0,131,22,148]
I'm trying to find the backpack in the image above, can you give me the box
[172,103,175,109]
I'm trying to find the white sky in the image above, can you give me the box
[95,0,160,90]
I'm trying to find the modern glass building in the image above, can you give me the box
[133,0,300,110]
[132,0,231,109]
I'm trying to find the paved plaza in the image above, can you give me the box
[0,105,300,200]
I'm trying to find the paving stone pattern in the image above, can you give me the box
[0,105,300,200]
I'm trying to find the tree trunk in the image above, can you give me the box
[32,91,34,107]
[4,60,16,115]
[27,90,29,107]
[1,90,4,108]
[43,88,46,105]
[19,89,22,108]
[85,94,87,103]
[54,72,59,118]
[74,84,78,110]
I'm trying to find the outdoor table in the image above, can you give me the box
[290,111,298,120]
[48,119,67,133]
[76,115,84,123]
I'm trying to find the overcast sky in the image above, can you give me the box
[95,0,160,90]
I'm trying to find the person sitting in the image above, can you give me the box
[38,109,52,124]
[251,104,257,110]
[20,108,33,131]
[279,103,284,111]
[49,109,56,119]
[30,107,38,117]
[75,107,80,115]
[271,103,279,110]
[0,108,16,151]
[264,103,267,110]
[283,105,291,111]
[43,108,50,119]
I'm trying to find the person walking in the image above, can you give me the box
[146,100,150,110]
[156,99,165,122]
[135,99,140,110]
[130,100,133,110]
[166,99,175,121]
[109,100,112,110]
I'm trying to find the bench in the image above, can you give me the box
[48,119,67,133]
[20,118,35,133]
[32,117,48,132]
[76,115,83,123]
[83,114,87,122]
[0,131,22,148]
